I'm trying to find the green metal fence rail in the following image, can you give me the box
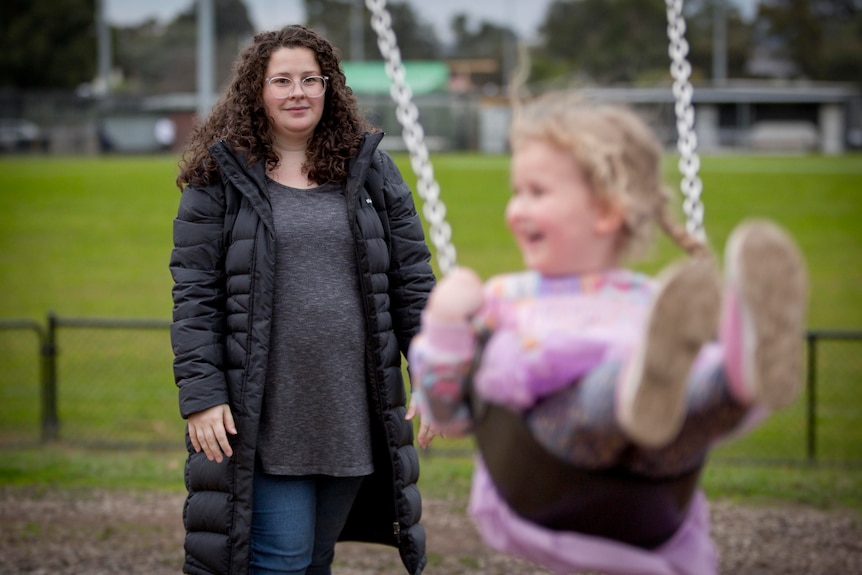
[1,314,172,444]
[1,315,860,464]
[805,329,862,463]
[0,319,52,441]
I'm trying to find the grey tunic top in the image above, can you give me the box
[257,178,374,477]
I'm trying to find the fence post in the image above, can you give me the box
[805,332,817,464]
[41,312,59,442]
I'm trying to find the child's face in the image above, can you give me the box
[507,139,621,276]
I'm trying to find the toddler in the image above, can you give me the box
[408,92,808,575]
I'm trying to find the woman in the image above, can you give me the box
[170,25,436,575]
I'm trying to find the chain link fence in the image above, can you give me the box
[0,320,45,443]
[804,331,862,462]
[0,315,182,448]
[1,317,860,464]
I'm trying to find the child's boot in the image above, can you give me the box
[617,256,722,448]
[720,219,808,409]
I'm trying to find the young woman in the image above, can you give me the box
[171,25,436,575]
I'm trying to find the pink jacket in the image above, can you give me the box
[411,269,654,420]
[409,269,718,574]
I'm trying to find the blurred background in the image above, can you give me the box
[1,0,861,156]
[0,14,860,565]
[1,0,860,464]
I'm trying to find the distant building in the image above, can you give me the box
[476,81,861,155]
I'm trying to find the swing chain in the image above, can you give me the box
[366,0,704,261]
[666,0,706,242]
[365,0,457,275]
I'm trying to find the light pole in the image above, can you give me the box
[713,0,728,84]
[96,0,112,96]
[350,0,365,61]
[197,0,216,119]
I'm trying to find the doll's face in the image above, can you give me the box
[263,46,326,147]
[506,139,622,276]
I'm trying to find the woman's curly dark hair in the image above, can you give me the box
[176,25,373,190]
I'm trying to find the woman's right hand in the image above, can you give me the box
[187,403,237,463]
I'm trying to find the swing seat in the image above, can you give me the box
[473,399,702,550]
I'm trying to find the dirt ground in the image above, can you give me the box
[1,487,860,575]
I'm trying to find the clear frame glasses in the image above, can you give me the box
[265,75,329,99]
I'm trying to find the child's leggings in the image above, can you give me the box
[526,345,749,478]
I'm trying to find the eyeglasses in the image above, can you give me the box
[265,75,329,99]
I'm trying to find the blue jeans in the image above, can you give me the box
[250,465,365,575]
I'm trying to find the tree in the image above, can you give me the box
[304,0,441,60]
[757,0,862,82]
[685,0,756,80]
[114,0,255,94]
[0,0,97,90]
[534,0,671,85]
[448,14,518,88]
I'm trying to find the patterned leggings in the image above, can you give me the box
[526,357,749,478]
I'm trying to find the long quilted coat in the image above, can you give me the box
[170,131,434,575]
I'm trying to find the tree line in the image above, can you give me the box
[1,0,860,93]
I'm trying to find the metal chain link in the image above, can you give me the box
[365,0,457,275]
[666,0,706,241]
[366,0,704,267]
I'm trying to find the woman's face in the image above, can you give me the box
[262,46,326,148]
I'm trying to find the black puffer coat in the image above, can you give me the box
[170,132,434,575]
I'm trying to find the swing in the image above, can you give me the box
[366,0,707,552]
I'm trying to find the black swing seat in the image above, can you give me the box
[472,399,702,550]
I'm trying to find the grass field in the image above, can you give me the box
[1,153,861,323]
[0,151,861,511]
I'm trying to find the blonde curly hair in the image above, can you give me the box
[509,91,707,262]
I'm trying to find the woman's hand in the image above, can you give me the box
[425,267,484,323]
[187,403,237,463]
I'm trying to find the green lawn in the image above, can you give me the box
[1,153,861,325]
[0,152,861,511]
[0,156,179,319]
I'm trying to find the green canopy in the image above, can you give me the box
[342,61,449,95]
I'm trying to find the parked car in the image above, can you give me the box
[0,118,50,152]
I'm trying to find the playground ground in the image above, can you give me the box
[2,487,860,574]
